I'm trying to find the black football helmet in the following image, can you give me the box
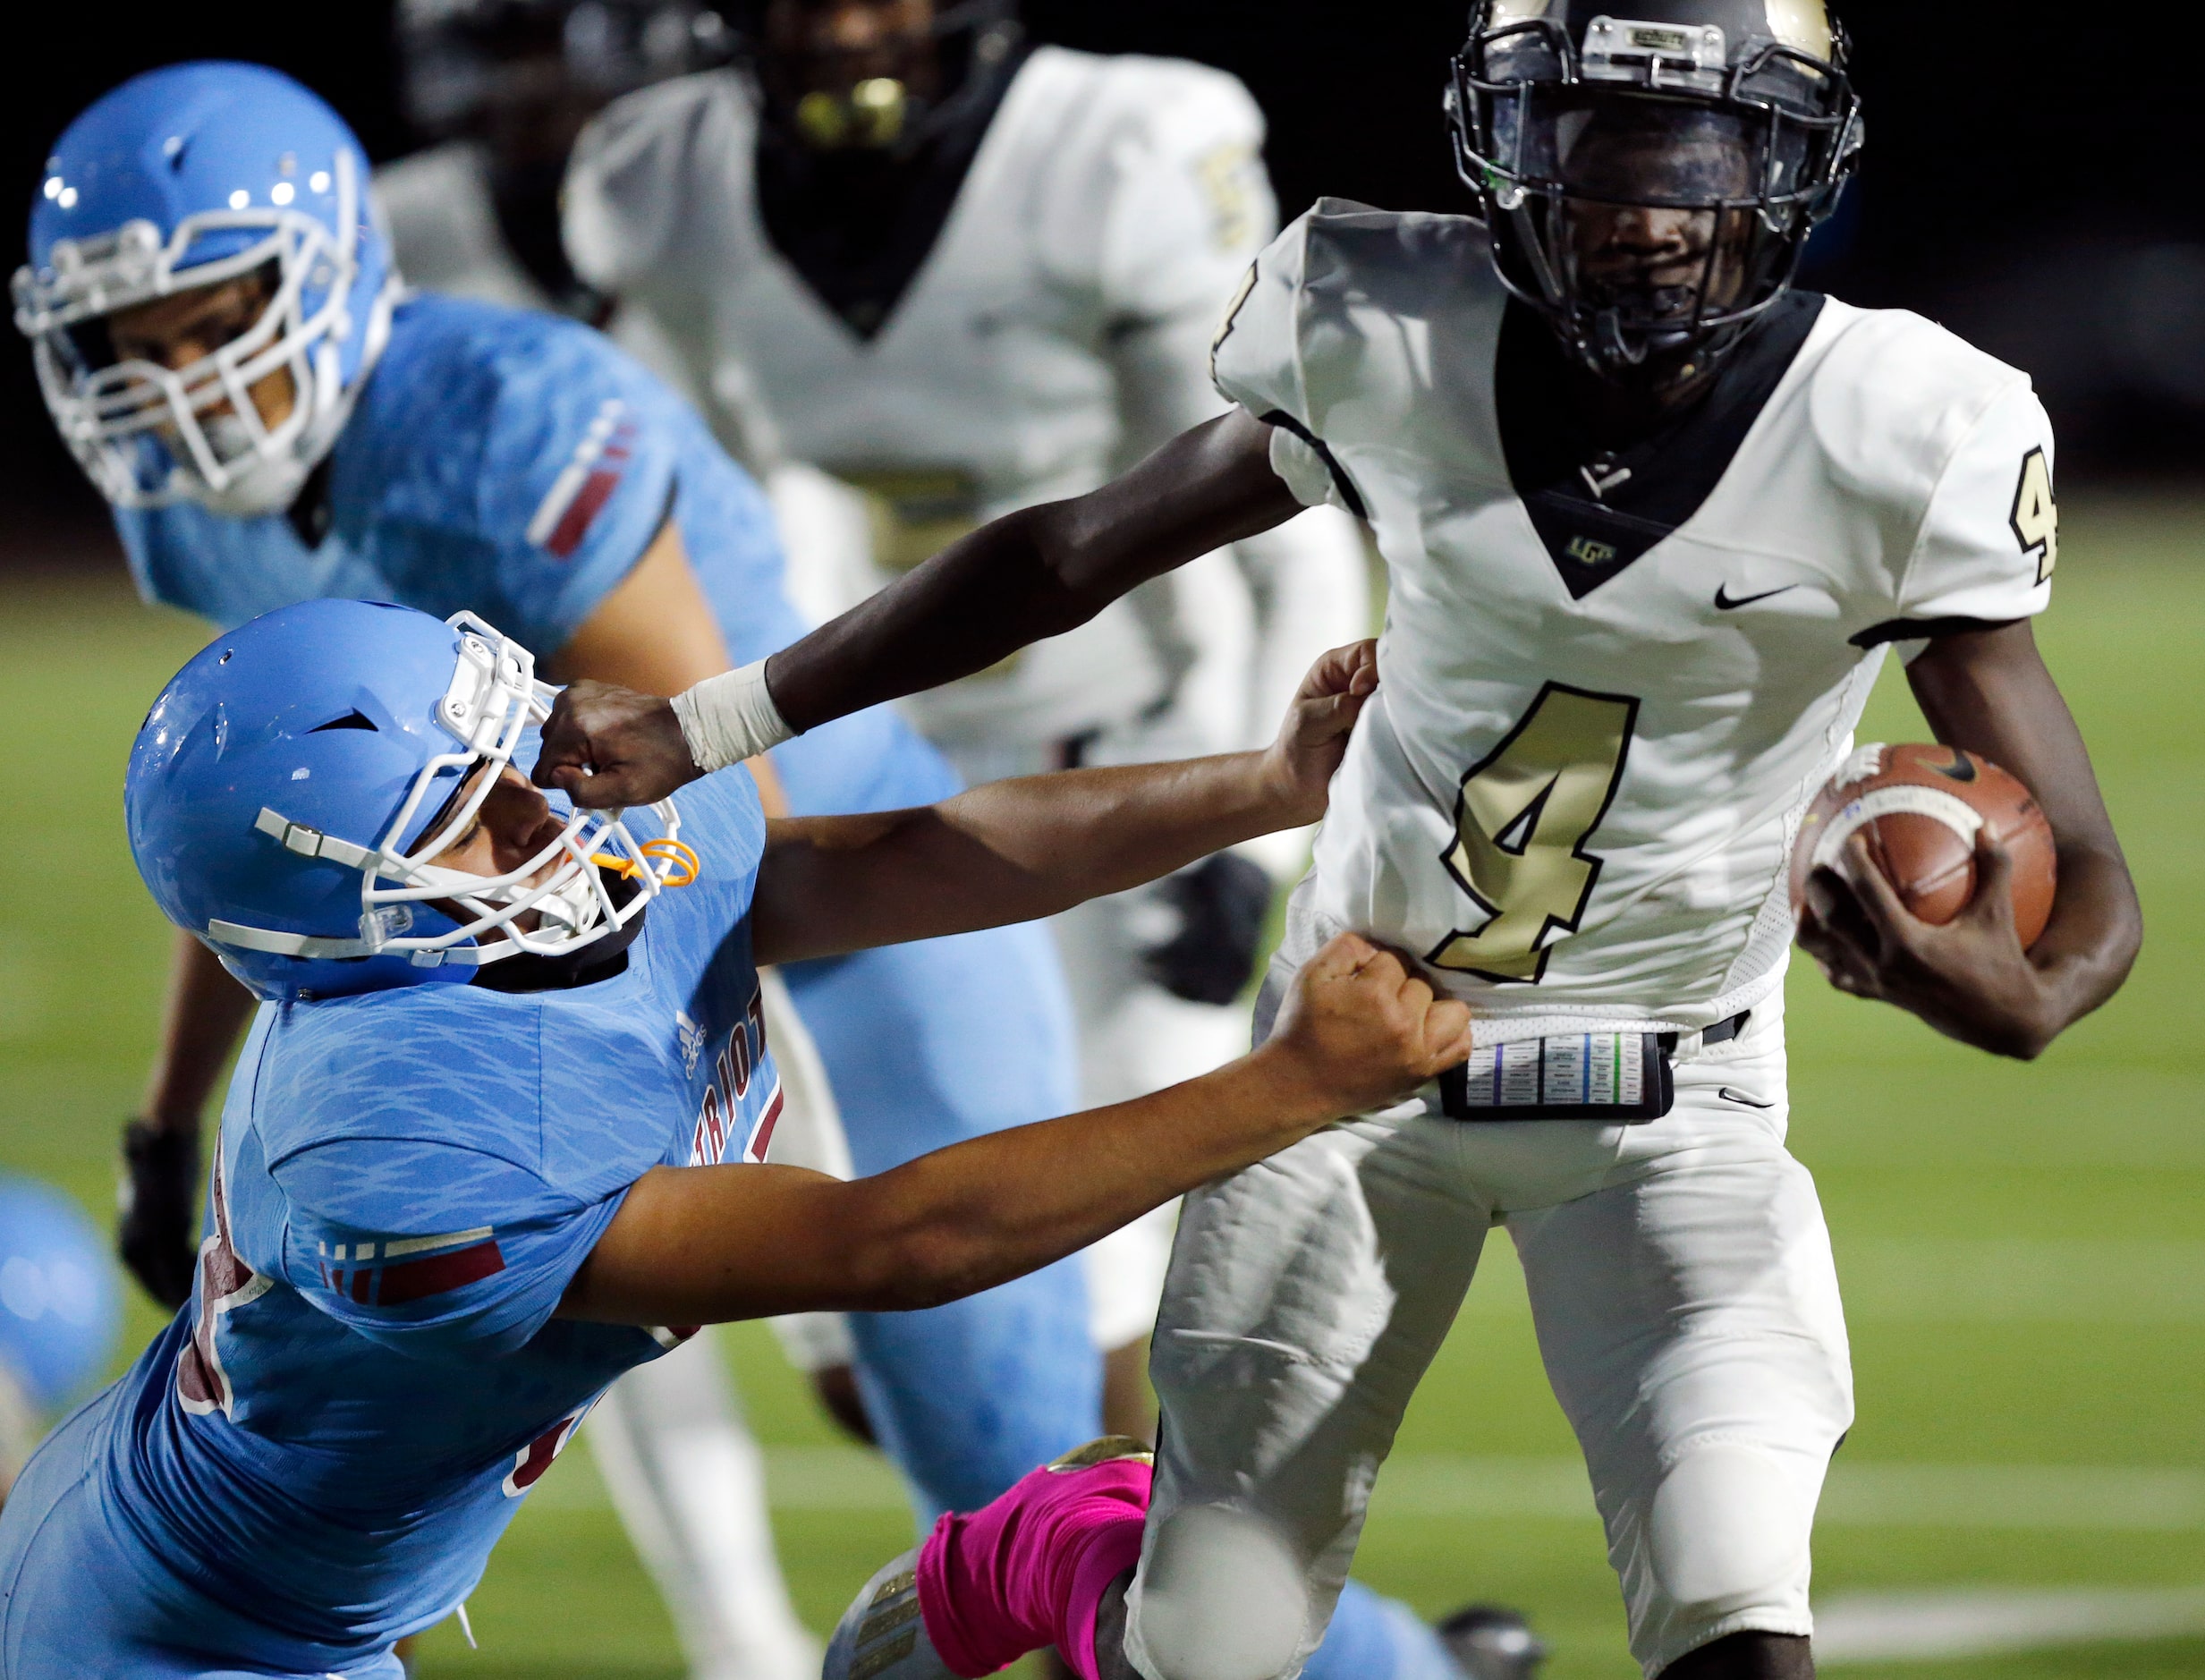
[1447,0,1862,378]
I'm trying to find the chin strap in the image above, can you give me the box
[208,809,700,966]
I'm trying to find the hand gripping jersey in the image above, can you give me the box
[563,49,1365,762]
[70,771,773,1668]
[1218,202,2057,1043]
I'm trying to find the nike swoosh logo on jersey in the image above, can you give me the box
[1719,1088,1777,1108]
[1713,582,1800,610]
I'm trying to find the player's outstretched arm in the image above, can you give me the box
[558,933,1471,1326]
[1800,620,2142,1058]
[534,410,1298,807]
[751,641,1377,967]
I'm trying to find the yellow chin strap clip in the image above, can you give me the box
[592,837,701,888]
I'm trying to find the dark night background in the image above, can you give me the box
[4,1,2200,544]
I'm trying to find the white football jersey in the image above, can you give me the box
[564,49,1367,759]
[1220,202,2057,1041]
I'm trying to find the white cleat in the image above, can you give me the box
[823,1549,954,1680]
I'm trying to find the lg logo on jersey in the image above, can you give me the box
[686,989,782,1167]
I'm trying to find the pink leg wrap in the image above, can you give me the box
[917,1457,1151,1680]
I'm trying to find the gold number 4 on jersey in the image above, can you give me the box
[2010,445,2057,586]
[1428,683,1639,984]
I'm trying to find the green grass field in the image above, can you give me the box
[1,496,2200,1678]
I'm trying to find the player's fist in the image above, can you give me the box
[1266,933,1475,1119]
[1261,641,1379,824]
[118,1120,199,1309]
[533,681,700,809]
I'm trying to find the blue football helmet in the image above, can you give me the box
[127,600,689,1003]
[12,63,401,515]
[0,1178,120,1415]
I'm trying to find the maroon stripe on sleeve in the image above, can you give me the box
[377,1240,506,1305]
[544,470,623,558]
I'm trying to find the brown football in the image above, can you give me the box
[1790,742,2057,948]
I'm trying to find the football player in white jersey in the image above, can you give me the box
[534,1,2145,1675]
[557,0,1375,1447]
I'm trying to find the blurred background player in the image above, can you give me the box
[14,58,1105,1680]
[0,1176,122,1506]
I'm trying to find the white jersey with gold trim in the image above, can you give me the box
[1218,201,2057,1044]
[563,48,1367,761]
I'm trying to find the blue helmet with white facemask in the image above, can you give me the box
[126,599,690,1003]
[13,62,402,515]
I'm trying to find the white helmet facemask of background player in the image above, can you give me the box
[214,611,696,973]
[16,149,391,516]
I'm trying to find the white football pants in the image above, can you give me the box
[1123,991,1855,1680]
[586,972,827,1680]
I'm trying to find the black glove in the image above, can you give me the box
[1140,852,1277,1006]
[118,1121,201,1310]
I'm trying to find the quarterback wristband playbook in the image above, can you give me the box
[1438,1010,1749,1123]
[672,660,796,774]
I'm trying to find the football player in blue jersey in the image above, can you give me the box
[14,60,1116,1653]
[0,596,1462,1680]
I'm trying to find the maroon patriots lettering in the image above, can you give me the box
[686,986,777,1167]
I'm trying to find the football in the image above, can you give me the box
[1791,742,2057,948]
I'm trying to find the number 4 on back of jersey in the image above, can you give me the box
[1429,683,1638,984]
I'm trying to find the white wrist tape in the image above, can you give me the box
[671,660,797,773]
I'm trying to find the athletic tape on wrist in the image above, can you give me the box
[671,660,795,773]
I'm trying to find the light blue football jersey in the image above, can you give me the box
[115,290,955,819]
[92,768,775,1667]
